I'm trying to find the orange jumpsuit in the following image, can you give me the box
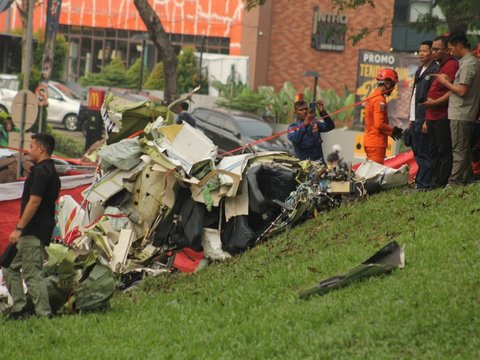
[363,88,394,164]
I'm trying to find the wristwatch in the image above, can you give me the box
[15,225,23,231]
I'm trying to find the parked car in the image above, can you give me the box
[48,81,82,131]
[191,107,293,155]
[0,75,82,131]
[0,74,20,114]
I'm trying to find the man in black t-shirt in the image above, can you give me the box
[3,133,60,319]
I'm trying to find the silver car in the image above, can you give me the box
[47,81,82,131]
[0,75,81,131]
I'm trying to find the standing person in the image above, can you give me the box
[287,99,335,162]
[363,68,403,164]
[0,113,19,147]
[434,31,480,186]
[421,35,459,188]
[408,40,439,190]
[3,133,61,319]
[175,102,196,128]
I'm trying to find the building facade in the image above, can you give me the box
[240,0,396,94]
[0,0,450,94]
[0,0,244,81]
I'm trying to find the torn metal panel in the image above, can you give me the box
[225,178,249,221]
[102,94,172,145]
[189,169,241,208]
[83,161,146,204]
[299,241,405,300]
[104,206,131,233]
[128,244,161,265]
[82,201,105,227]
[85,230,114,260]
[131,161,177,233]
[141,140,178,171]
[110,229,134,272]
[354,160,409,189]
[57,195,85,240]
[154,123,217,175]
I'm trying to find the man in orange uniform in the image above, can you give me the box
[363,68,403,164]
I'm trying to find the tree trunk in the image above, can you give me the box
[17,0,29,74]
[133,0,178,103]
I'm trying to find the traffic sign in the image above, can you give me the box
[35,82,49,106]
[11,89,38,130]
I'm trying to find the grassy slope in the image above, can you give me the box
[1,184,479,359]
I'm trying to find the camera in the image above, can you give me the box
[308,102,317,114]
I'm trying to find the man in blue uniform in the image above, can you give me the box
[287,99,335,162]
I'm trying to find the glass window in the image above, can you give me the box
[81,38,92,57]
[67,38,80,82]
[52,82,82,100]
[192,109,210,122]
[94,28,105,37]
[409,0,432,22]
[117,30,128,39]
[235,117,273,139]
[48,86,63,100]
[129,42,141,67]
[93,40,104,72]
[83,27,93,35]
[208,115,224,128]
[223,119,238,134]
[106,29,116,38]
[115,40,127,61]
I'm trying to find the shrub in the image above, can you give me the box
[49,129,85,158]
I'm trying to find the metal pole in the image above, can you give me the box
[17,0,34,179]
[38,106,44,133]
[23,0,34,91]
[139,39,146,91]
[6,5,11,33]
[199,35,206,72]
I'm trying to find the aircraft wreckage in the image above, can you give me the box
[2,91,409,312]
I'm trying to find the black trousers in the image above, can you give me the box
[426,118,452,188]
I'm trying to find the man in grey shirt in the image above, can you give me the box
[435,31,480,185]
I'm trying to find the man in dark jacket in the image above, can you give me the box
[287,99,335,162]
[408,40,439,189]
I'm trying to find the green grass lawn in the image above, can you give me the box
[1,183,479,359]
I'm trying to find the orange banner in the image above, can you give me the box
[0,0,244,54]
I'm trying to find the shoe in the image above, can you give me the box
[6,308,33,320]
[37,313,54,319]
[403,187,429,195]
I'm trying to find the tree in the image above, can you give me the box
[16,0,37,72]
[79,58,129,87]
[133,0,177,103]
[177,47,209,94]
[144,62,165,90]
[126,58,149,89]
[33,33,68,82]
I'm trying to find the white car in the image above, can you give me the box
[0,75,81,131]
[47,81,82,131]
[0,74,20,115]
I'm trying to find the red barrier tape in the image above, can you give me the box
[220,88,394,157]
[0,144,91,165]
